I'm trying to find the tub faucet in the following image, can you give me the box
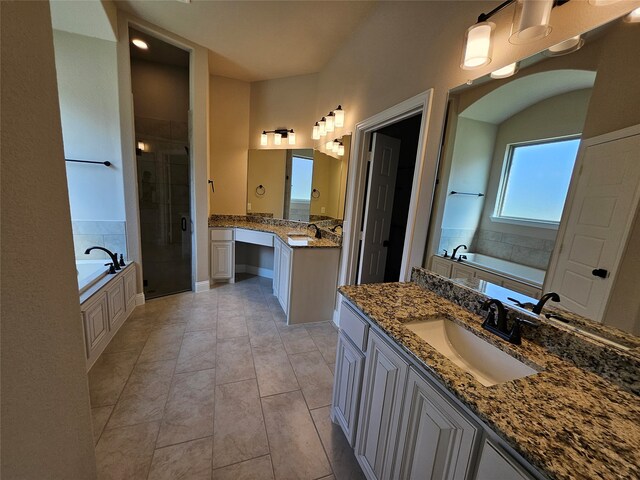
[451,244,467,261]
[85,246,121,270]
[532,292,560,314]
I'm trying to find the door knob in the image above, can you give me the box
[181,217,187,232]
[592,268,609,278]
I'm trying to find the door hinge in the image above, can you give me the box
[367,152,373,163]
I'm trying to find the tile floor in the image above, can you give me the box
[89,274,364,480]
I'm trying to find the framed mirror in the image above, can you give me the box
[427,15,640,337]
[247,135,351,222]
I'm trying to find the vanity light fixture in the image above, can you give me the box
[545,35,584,56]
[334,105,345,128]
[137,141,147,151]
[625,7,640,22]
[326,140,334,151]
[131,38,148,50]
[260,129,295,147]
[509,0,554,44]
[490,62,519,79]
[326,112,335,133]
[332,139,341,154]
[312,122,320,140]
[319,117,327,137]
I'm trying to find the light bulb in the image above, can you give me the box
[338,143,345,156]
[319,117,326,137]
[288,130,296,145]
[461,22,494,69]
[509,0,553,45]
[312,122,320,140]
[132,38,148,50]
[274,133,281,145]
[137,141,146,151]
[334,105,344,128]
[490,62,518,79]
[260,132,268,146]
[326,112,335,132]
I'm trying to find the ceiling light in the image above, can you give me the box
[490,62,518,79]
[546,35,584,56]
[461,22,495,69]
[312,122,320,140]
[625,7,640,22]
[326,112,335,133]
[509,0,553,44]
[131,38,148,50]
[334,106,345,128]
[319,117,327,137]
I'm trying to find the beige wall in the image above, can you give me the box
[209,75,250,214]
[1,1,97,477]
[247,149,286,217]
[310,150,333,217]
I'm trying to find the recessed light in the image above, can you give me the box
[131,38,148,50]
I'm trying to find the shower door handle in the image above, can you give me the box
[181,217,187,232]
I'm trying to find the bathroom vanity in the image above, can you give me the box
[332,268,640,480]
[209,217,341,324]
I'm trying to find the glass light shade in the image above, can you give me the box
[546,35,584,56]
[319,118,327,137]
[274,133,281,145]
[338,143,345,156]
[288,131,296,145]
[625,7,640,22]
[588,0,623,5]
[137,141,146,151]
[326,113,335,132]
[333,140,340,153]
[490,62,518,79]
[334,106,344,127]
[326,140,334,150]
[312,123,320,140]
[260,132,268,146]
[509,0,553,45]
[131,38,149,50]
[461,22,494,69]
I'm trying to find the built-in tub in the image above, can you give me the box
[458,253,545,287]
[76,259,110,294]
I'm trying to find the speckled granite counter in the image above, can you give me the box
[208,216,341,249]
[339,281,640,480]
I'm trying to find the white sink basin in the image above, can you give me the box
[287,233,316,246]
[405,317,539,386]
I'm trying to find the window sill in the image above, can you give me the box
[489,215,559,230]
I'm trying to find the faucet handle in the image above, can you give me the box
[104,263,116,274]
[442,249,448,258]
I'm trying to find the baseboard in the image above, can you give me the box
[195,280,210,293]
[332,308,340,327]
[235,264,273,279]
[135,293,145,306]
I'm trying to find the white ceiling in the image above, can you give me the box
[460,69,597,124]
[115,0,379,82]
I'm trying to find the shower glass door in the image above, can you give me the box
[137,139,191,299]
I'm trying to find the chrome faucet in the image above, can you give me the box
[451,244,467,261]
[532,292,560,314]
[85,246,121,270]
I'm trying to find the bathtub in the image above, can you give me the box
[76,259,110,294]
[458,253,545,287]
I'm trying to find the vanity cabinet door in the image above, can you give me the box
[106,277,126,332]
[273,238,281,297]
[277,242,292,315]
[82,292,109,359]
[123,266,137,313]
[211,241,234,280]
[475,438,535,480]
[451,264,476,281]
[356,329,408,480]
[431,256,453,278]
[332,331,365,447]
[393,368,480,480]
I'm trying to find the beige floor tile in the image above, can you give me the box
[216,336,256,385]
[89,350,139,407]
[279,326,319,355]
[246,318,281,348]
[327,362,335,375]
[148,437,212,480]
[217,314,249,339]
[186,309,218,332]
[289,351,334,409]
[311,406,365,480]
[95,421,159,480]
[176,329,216,373]
[103,319,154,355]
[213,379,269,468]
[92,406,113,445]
[156,368,215,447]
[138,324,185,364]
[107,359,175,428]
[318,476,335,480]
[252,343,299,397]
[212,455,274,480]
[262,390,332,480]
[305,323,338,365]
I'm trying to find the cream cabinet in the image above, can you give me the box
[210,228,234,282]
[275,237,292,314]
[431,255,453,277]
[450,263,476,281]
[82,292,110,364]
[106,276,126,331]
[475,439,535,480]
[123,265,137,313]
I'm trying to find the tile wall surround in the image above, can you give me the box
[411,267,640,394]
[72,220,127,261]
[437,228,475,257]
[472,229,556,270]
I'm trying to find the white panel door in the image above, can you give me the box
[358,133,401,284]
[549,133,640,320]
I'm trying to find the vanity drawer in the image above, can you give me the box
[235,228,274,247]
[210,228,234,241]
[339,301,369,352]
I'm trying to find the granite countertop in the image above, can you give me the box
[339,282,640,480]
[208,218,340,248]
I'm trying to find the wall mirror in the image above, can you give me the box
[247,135,351,222]
[427,15,640,338]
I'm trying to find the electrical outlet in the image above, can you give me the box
[321,207,326,214]
[247,202,252,210]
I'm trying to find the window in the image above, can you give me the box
[493,137,580,227]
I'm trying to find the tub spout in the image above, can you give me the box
[85,246,121,270]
